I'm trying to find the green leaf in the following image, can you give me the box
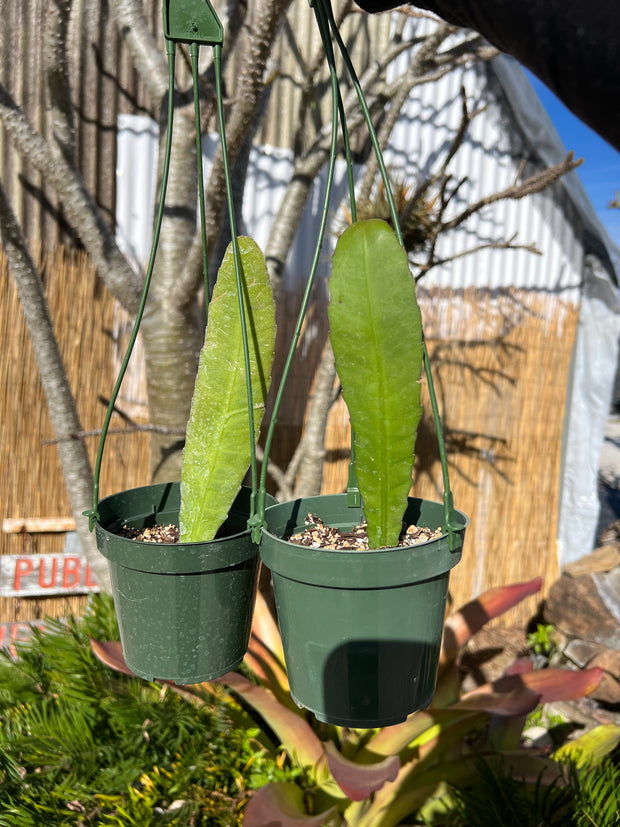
[363,709,474,758]
[552,724,620,768]
[328,220,423,548]
[180,237,276,542]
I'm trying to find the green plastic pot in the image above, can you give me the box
[260,494,468,728]
[95,482,273,684]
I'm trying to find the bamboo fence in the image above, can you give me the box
[0,247,150,623]
[1,249,579,626]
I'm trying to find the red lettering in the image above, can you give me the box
[62,556,81,588]
[9,625,25,659]
[85,565,98,588]
[38,558,58,589]
[13,559,34,590]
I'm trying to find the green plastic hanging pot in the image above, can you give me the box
[260,493,468,728]
[95,482,274,684]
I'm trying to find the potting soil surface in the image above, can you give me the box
[289,514,443,550]
[118,524,180,543]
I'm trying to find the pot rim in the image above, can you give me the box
[260,493,468,588]
[94,482,268,572]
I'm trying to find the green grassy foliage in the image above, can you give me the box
[420,754,620,827]
[0,597,293,826]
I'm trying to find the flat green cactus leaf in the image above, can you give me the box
[328,219,423,548]
[179,237,276,542]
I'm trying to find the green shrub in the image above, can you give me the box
[0,595,294,826]
[420,754,620,827]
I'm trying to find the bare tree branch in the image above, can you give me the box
[0,84,143,312]
[439,151,582,234]
[43,425,186,444]
[255,444,294,501]
[186,0,295,296]
[357,27,495,206]
[109,0,169,101]
[415,234,541,278]
[44,0,76,164]
[293,340,339,497]
[359,22,454,201]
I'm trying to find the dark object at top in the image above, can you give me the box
[355,0,620,152]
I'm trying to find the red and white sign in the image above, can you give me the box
[0,552,99,597]
[0,621,46,655]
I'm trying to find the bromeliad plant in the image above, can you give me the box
[91,577,620,827]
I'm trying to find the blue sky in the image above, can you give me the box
[526,71,620,250]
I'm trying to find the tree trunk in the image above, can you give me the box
[293,341,339,497]
[141,106,204,482]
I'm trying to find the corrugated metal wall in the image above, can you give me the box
[381,15,585,301]
[115,59,585,305]
[0,0,594,299]
[254,2,393,148]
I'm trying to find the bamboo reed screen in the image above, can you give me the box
[0,247,150,624]
[1,248,579,627]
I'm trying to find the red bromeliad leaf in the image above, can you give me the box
[324,741,399,801]
[440,578,542,666]
[90,640,139,677]
[249,592,286,671]
[214,671,326,772]
[504,657,534,676]
[244,782,337,827]
[493,666,603,703]
[244,593,291,702]
[244,641,296,709]
[89,640,232,704]
[453,685,540,716]
[455,667,603,718]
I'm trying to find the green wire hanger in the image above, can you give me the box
[87,0,259,529]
